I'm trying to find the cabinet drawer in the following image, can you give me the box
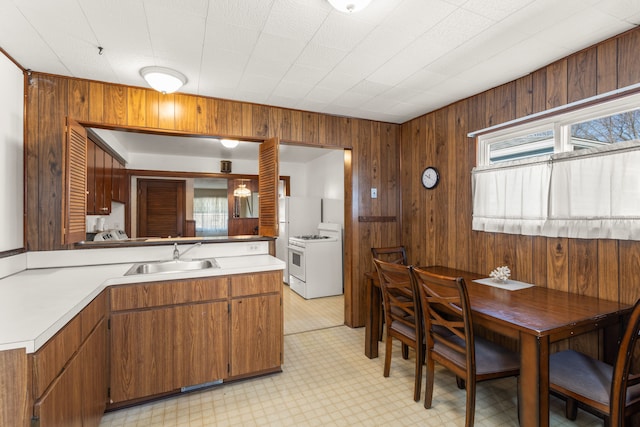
[31,314,82,399]
[111,277,229,311]
[230,271,281,297]
[80,291,106,342]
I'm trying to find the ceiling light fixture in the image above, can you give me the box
[140,66,187,94]
[328,0,372,13]
[220,139,239,148]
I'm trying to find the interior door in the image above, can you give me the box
[137,179,185,237]
[258,137,279,237]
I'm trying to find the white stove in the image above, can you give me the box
[288,223,343,299]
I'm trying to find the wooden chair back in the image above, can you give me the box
[410,267,474,380]
[371,246,407,266]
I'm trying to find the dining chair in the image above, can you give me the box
[371,246,408,265]
[409,266,520,426]
[549,298,640,426]
[373,258,424,402]
[371,246,408,345]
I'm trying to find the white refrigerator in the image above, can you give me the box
[276,196,321,283]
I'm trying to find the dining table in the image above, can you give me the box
[364,265,632,426]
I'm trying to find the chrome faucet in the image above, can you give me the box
[173,242,202,260]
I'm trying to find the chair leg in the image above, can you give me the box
[402,343,409,359]
[383,335,393,377]
[413,345,423,402]
[465,377,476,427]
[565,398,578,421]
[456,376,465,389]
[424,356,435,409]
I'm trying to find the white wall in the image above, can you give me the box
[0,53,24,251]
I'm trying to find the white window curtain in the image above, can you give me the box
[472,158,550,236]
[472,141,640,240]
[193,196,228,235]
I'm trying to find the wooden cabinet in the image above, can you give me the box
[109,277,229,404]
[86,139,126,215]
[31,292,108,427]
[111,156,127,203]
[230,271,282,377]
[109,271,283,405]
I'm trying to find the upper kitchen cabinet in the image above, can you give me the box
[86,130,127,215]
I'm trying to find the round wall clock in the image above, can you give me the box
[421,166,440,189]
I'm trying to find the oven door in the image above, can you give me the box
[288,245,305,282]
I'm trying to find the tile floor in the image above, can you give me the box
[100,285,601,427]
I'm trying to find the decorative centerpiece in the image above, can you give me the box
[490,266,511,283]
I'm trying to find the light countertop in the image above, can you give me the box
[0,252,284,353]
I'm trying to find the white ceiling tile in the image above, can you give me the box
[262,0,329,40]
[3,0,640,125]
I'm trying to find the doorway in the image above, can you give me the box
[137,179,186,238]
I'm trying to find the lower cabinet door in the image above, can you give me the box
[230,294,282,377]
[81,318,108,427]
[34,352,83,427]
[174,301,229,387]
[110,308,175,403]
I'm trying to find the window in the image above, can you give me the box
[472,88,640,241]
[193,189,228,236]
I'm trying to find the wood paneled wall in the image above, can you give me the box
[24,73,400,328]
[400,28,640,356]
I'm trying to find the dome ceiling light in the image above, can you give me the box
[328,0,372,13]
[140,66,187,94]
[220,139,240,148]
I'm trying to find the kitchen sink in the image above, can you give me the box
[125,258,220,276]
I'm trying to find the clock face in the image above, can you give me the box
[421,167,439,189]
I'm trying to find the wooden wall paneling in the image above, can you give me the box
[546,238,569,292]
[269,107,285,140]
[490,82,516,125]
[597,38,618,94]
[103,84,127,126]
[598,240,619,302]
[195,96,210,135]
[67,79,88,121]
[252,104,270,138]
[568,239,600,356]
[174,94,197,132]
[567,47,597,103]
[289,110,303,142]
[532,236,548,288]
[145,90,160,129]
[617,29,640,88]
[618,241,640,305]
[545,59,568,109]
[241,103,253,137]
[451,101,470,270]
[515,74,533,119]
[401,117,426,265]
[432,108,449,267]
[531,68,547,114]
[127,87,147,127]
[39,75,67,250]
[357,121,373,215]
[158,93,175,130]
[26,76,40,251]
[228,100,243,136]
[514,235,534,283]
[88,81,104,123]
[302,111,319,144]
[338,117,353,148]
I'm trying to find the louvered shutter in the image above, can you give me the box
[63,118,87,244]
[258,137,279,237]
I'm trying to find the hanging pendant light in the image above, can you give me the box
[233,183,251,198]
[328,0,372,13]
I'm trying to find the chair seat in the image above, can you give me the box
[550,349,640,408]
[390,317,416,341]
[434,335,520,376]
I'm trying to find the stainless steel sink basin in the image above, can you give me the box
[125,258,220,276]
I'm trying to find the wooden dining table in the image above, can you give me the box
[364,265,632,426]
